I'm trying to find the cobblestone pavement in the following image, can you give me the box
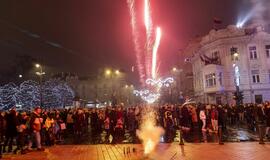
[2,142,270,160]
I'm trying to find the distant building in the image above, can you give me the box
[59,70,134,106]
[187,25,270,104]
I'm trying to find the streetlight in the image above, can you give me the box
[115,70,120,75]
[35,64,45,107]
[105,68,121,106]
[105,69,111,76]
[233,52,239,57]
[18,74,23,78]
[35,64,40,68]
[172,67,177,72]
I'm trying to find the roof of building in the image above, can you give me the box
[184,24,270,60]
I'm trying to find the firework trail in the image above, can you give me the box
[127,0,146,84]
[152,27,161,79]
[144,0,152,36]
[144,0,154,78]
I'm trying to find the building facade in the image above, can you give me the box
[60,70,136,106]
[189,25,270,104]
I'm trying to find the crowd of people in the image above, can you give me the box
[1,102,270,158]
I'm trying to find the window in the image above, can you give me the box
[251,70,260,83]
[216,97,222,105]
[268,70,270,83]
[213,51,221,65]
[205,73,216,87]
[266,45,270,58]
[230,47,239,61]
[249,46,257,59]
[255,95,263,104]
[219,72,223,86]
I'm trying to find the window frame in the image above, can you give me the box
[205,73,216,88]
[265,45,270,58]
[251,70,260,83]
[249,46,258,60]
[230,47,239,61]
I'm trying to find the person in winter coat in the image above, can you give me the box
[104,115,110,143]
[13,112,28,154]
[0,112,4,158]
[66,111,74,134]
[0,112,4,142]
[211,105,219,133]
[180,105,191,129]
[3,109,18,153]
[127,108,136,136]
[44,113,55,146]
[27,106,45,151]
[265,104,270,137]
[113,117,124,144]
[190,105,198,125]
[199,107,206,131]
[164,111,174,142]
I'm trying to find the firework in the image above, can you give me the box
[136,107,164,155]
[151,27,162,79]
[127,0,146,84]
[144,0,154,78]
[144,0,152,37]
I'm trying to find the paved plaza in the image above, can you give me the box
[2,142,270,160]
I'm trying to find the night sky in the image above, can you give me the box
[0,0,256,84]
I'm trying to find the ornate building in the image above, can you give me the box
[188,25,270,104]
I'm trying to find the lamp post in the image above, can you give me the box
[35,64,45,107]
[172,67,183,104]
[105,69,121,106]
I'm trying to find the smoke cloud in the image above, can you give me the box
[250,0,270,26]
[136,106,164,155]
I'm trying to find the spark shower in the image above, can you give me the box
[126,0,171,157]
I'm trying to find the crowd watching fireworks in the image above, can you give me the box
[0,102,270,157]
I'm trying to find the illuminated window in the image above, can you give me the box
[205,73,216,87]
[249,46,257,59]
[230,47,239,61]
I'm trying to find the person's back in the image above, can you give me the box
[200,110,206,120]
[0,113,4,138]
[66,113,74,124]
[211,109,218,120]
[5,111,18,136]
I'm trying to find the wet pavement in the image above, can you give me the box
[3,143,270,160]
[61,123,270,145]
